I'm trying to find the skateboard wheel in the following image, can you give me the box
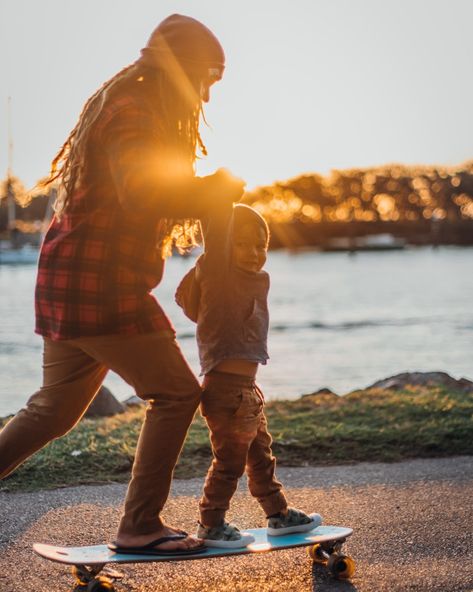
[327,553,355,580]
[308,544,327,564]
[71,566,89,587]
[86,578,115,592]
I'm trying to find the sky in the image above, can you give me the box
[0,0,472,191]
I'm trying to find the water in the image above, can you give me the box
[0,247,472,416]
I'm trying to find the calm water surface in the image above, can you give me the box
[0,247,472,416]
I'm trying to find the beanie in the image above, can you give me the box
[140,14,225,73]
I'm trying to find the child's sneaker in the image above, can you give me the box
[196,521,256,549]
[267,508,322,536]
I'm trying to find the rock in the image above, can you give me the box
[123,394,145,407]
[367,371,473,393]
[85,386,125,417]
[301,387,338,398]
[300,388,339,405]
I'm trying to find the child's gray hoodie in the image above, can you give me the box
[175,207,269,375]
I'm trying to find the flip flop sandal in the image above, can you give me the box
[108,535,207,556]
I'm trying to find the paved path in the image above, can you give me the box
[0,456,472,591]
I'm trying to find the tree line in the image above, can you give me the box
[2,160,473,246]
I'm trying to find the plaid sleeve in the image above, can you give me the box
[101,99,199,217]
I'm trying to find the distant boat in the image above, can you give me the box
[0,177,40,265]
[0,97,39,265]
[324,233,406,252]
[355,233,406,251]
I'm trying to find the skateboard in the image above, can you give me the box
[33,525,354,591]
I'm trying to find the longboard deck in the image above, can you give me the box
[33,525,352,565]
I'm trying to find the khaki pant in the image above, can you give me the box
[199,372,287,527]
[0,330,201,536]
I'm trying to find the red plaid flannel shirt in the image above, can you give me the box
[35,93,177,339]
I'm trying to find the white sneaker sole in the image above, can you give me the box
[202,533,256,549]
[267,513,322,537]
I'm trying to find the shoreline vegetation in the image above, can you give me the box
[2,160,473,250]
[244,160,473,249]
[1,372,472,493]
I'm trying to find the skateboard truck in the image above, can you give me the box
[71,564,123,591]
[308,538,355,579]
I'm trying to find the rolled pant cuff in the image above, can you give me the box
[259,492,288,518]
[199,509,226,528]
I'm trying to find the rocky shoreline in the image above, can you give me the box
[2,370,471,492]
[1,370,471,423]
[80,370,473,418]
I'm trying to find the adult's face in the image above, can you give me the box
[200,67,224,103]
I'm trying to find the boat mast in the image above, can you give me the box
[6,96,16,231]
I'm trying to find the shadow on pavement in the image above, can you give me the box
[311,563,358,591]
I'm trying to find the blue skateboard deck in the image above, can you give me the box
[33,525,352,565]
[33,525,355,588]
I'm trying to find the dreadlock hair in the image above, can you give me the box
[40,60,209,256]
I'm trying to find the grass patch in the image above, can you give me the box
[1,386,472,492]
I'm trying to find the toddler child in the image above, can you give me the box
[175,204,322,548]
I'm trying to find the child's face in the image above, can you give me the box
[232,223,268,273]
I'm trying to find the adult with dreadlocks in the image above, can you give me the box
[0,14,244,555]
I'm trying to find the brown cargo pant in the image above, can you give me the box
[0,330,201,536]
[199,371,287,526]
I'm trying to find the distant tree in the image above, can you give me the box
[245,160,473,224]
[0,175,54,231]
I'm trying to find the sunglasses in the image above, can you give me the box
[208,67,224,82]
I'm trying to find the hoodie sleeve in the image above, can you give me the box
[175,260,201,323]
[101,99,234,218]
[198,206,234,274]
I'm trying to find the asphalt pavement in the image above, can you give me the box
[0,456,472,592]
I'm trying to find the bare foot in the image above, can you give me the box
[115,523,203,552]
